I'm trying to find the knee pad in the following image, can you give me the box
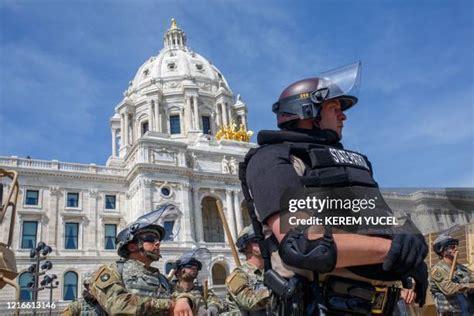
[278,229,337,273]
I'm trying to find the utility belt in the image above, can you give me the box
[265,270,400,315]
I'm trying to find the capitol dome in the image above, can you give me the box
[129,20,230,94]
[109,19,249,161]
[126,18,231,97]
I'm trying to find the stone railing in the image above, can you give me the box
[0,156,127,177]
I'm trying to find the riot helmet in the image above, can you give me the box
[236,225,257,253]
[174,253,202,271]
[432,234,458,257]
[116,204,177,259]
[273,62,361,128]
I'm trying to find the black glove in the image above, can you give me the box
[406,262,428,307]
[383,221,428,275]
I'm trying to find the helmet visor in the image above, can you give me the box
[318,61,362,101]
[134,204,180,241]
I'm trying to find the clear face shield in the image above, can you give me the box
[133,204,181,241]
[317,61,362,102]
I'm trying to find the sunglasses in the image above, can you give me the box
[140,235,161,243]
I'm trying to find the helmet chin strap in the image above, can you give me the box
[137,240,161,261]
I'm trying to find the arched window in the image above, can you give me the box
[201,196,224,242]
[141,121,149,135]
[19,272,33,301]
[63,271,78,301]
[211,263,227,285]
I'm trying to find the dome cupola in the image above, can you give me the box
[163,18,186,50]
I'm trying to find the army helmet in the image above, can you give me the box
[115,204,176,258]
[174,253,202,271]
[236,225,257,253]
[432,234,459,256]
[272,62,361,128]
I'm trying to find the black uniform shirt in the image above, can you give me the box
[246,143,304,223]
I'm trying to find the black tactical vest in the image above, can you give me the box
[256,129,378,190]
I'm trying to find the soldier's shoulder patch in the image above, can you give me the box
[226,270,247,295]
[93,265,120,291]
[431,267,446,282]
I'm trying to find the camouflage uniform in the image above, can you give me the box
[62,297,106,316]
[89,259,194,315]
[225,261,271,316]
[174,281,227,314]
[62,272,107,316]
[430,260,474,314]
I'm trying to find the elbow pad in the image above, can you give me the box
[278,229,337,273]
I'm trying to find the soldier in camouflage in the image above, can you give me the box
[88,206,195,316]
[173,254,227,315]
[62,272,107,316]
[225,225,271,316]
[430,234,474,315]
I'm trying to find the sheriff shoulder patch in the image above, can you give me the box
[226,271,247,295]
[431,267,446,282]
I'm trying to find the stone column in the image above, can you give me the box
[155,99,161,132]
[148,100,154,131]
[180,183,194,242]
[233,190,243,233]
[49,186,61,253]
[227,103,233,124]
[88,188,100,253]
[124,112,130,146]
[129,113,134,144]
[215,106,222,127]
[221,103,228,126]
[193,188,204,242]
[111,129,117,158]
[226,189,237,239]
[140,179,153,214]
[120,114,125,149]
[185,96,193,133]
[180,109,185,134]
[240,115,247,130]
[193,96,200,130]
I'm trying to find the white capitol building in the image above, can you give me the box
[0,19,472,312]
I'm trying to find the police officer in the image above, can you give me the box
[225,225,271,315]
[240,62,429,315]
[62,272,107,316]
[173,254,226,315]
[430,234,474,315]
[89,205,195,316]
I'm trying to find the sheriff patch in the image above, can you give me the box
[329,148,370,170]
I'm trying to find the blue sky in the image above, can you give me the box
[0,0,472,187]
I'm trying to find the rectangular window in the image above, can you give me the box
[163,220,175,241]
[202,116,211,135]
[21,221,38,249]
[25,190,39,205]
[170,115,181,134]
[65,223,79,249]
[104,224,117,250]
[67,192,79,208]
[105,195,116,210]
